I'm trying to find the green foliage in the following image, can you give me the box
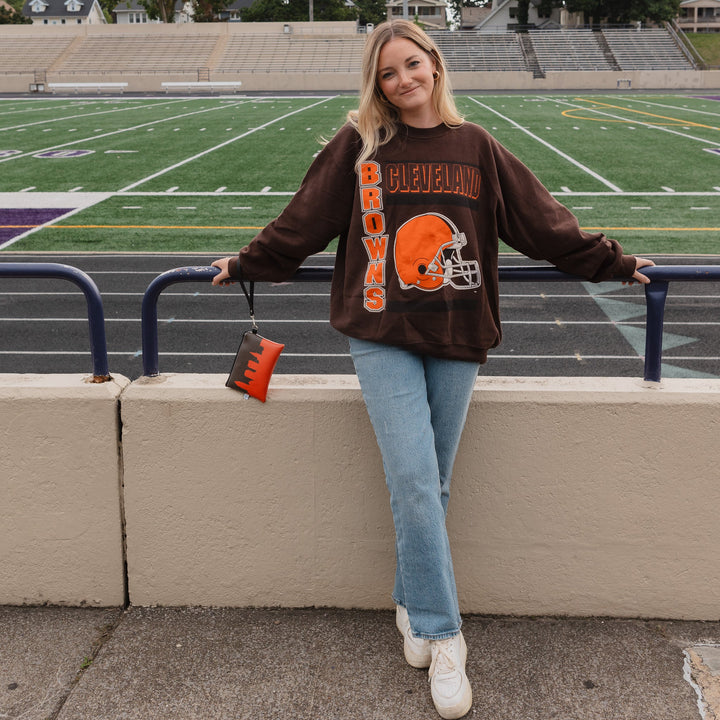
[564,0,681,25]
[516,0,529,26]
[241,0,354,22]
[192,0,229,21]
[353,0,385,27]
[0,4,31,22]
[138,0,177,22]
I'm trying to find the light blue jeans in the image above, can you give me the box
[348,337,479,640]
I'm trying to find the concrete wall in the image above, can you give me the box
[0,374,129,607]
[4,372,720,620]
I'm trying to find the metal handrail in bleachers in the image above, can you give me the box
[140,265,720,383]
[0,263,110,382]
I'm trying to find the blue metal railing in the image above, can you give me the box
[141,264,720,382]
[0,262,111,381]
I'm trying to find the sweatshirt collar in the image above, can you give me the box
[399,122,451,139]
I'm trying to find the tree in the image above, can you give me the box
[241,0,353,22]
[137,0,179,22]
[192,0,229,21]
[564,0,681,25]
[353,0,385,27]
[516,0,529,26]
[445,0,489,31]
[0,4,31,22]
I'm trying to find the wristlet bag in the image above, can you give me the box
[226,277,284,402]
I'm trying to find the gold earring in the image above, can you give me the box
[433,71,440,80]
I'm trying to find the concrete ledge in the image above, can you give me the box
[121,374,720,619]
[0,374,130,606]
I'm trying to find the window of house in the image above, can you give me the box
[509,6,517,19]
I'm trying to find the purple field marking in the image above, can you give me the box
[692,96,720,101]
[0,208,73,247]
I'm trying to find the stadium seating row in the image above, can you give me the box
[0,27,694,78]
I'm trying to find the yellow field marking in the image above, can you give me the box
[563,98,720,131]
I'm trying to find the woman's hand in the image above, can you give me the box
[211,257,234,286]
[624,256,655,285]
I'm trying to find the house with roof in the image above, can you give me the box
[22,0,105,23]
[472,0,582,32]
[677,0,720,31]
[112,0,193,22]
[385,0,447,29]
[216,0,253,21]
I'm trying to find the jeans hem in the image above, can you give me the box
[393,598,462,640]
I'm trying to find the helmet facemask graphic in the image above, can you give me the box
[394,213,481,291]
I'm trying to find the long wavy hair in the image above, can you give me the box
[348,20,463,171]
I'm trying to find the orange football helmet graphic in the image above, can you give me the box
[394,213,481,291]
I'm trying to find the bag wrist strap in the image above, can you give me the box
[237,277,257,332]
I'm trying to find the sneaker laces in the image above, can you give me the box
[430,638,460,678]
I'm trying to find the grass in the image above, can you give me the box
[687,32,720,67]
[2,94,719,256]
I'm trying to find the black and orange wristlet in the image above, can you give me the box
[226,277,284,402]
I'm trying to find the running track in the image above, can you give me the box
[1,252,719,381]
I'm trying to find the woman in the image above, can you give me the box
[212,20,654,719]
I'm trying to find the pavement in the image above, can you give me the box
[2,606,720,720]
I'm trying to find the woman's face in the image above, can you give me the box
[376,36,439,127]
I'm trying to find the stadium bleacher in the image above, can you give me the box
[0,35,75,73]
[56,34,218,74]
[529,29,612,72]
[0,24,706,92]
[215,34,366,74]
[602,28,694,70]
[427,31,527,72]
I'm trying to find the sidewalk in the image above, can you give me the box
[2,605,719,720]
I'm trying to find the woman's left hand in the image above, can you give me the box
[211,257,234,286]
[624,256,655,285]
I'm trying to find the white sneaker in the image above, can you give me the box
[428,633,472,719]
[395,605,432,668]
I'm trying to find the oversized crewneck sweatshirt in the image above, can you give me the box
[228,121,637,363]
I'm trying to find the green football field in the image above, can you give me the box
[1,92,719,255]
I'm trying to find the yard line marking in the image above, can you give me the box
[0,98,191,133]
[0,100,252,165]
[468,97,624,192]
[48,224,265,230]
[118,97,334,193]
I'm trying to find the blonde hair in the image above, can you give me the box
[348,19,463,171]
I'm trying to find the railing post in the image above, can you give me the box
[0,262,110,381]
[643,280,670,383]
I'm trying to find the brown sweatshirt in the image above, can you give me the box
[229,121,637,363]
